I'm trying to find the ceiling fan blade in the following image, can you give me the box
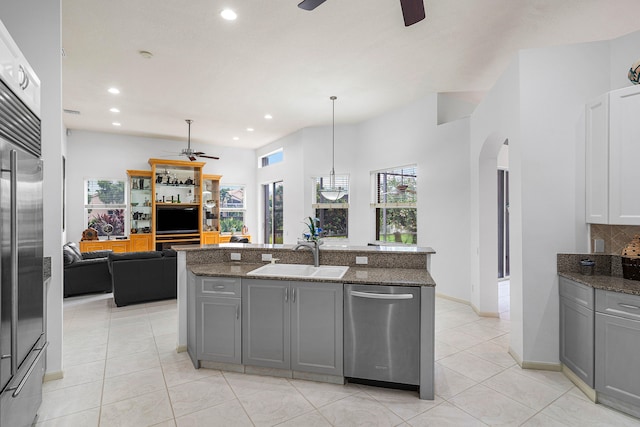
[195,153,220,160]
[298,0,326,11]
[399,0,425,26]
[188,155,197,161]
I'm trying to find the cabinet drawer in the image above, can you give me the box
[199,277,241,297]
[596,289,640,321]
[559,277,594,309]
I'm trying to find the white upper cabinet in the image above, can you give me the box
[585,94,609,224]
[585,85,640,225]
[609,86,640,225]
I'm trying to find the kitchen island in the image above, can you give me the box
[175,243,436,400]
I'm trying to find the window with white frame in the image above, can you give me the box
[312,175,349,239]
[220,184,246,233]
[259,148,283,168]
[84,179,127,237]
[372,165,417,244]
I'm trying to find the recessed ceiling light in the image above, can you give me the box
[108,87,120,94]
[112,122,121,126]
[246,127,254,132]
[264,114,273,120]
[110,108,120,113]
[220,9,237,20]
[233,137,239,141]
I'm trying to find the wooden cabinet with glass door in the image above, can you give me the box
[202,174,221,244]
[127,170,153,251]
[149,159,204,250]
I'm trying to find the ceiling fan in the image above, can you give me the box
[174,119,219,162]
[298,0,426,27]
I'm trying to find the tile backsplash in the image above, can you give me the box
[590,224,640,255]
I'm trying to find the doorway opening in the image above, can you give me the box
[497,142,510,318]
[263,181,283,244]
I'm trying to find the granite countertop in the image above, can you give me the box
[558,272,640,296]
[176,243,436,254]
[44,256,51,282]
[188,262,435,287]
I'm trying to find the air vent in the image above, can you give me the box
[63,109,80,115]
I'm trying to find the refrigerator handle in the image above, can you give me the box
[8,340,48,398]
[10,149,18,376]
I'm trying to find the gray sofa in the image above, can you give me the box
[63,242,112,297]
[107,249,177,307]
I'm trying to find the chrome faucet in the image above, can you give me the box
[293,240,323,267]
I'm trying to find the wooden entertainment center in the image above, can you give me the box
[80,158,249,253]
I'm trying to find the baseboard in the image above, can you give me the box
[176,345,187,353]
[435,293,470,305]
[43,371,63,382]
[561,364,597,402]
[508,347,522,366]
[470,303,499,318]
[521,360,562,372]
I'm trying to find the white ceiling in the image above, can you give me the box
[62,0,640,151]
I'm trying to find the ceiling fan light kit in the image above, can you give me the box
[319,96,347,202]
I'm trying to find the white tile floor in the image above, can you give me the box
[35,285,640,427]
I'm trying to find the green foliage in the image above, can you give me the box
[220,217,244,233]
[91,180,124,204]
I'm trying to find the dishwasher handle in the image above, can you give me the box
[350,290,414,300]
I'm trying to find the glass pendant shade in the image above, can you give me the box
[320,96,347,201]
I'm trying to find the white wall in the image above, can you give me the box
[609,31,640,90]
[1,1,64,377]
[65,130,256,244]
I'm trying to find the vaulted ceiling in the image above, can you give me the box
[62,0,640,150]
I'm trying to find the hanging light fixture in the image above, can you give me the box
[320,96,347,201]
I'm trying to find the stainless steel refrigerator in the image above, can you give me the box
[0,73,46,425]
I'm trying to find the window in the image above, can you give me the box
[372,165,417,244]
[220,184,246,233]
[313,175,349,239]
[263,181,284,243]
[259,148,283,168]
[84,179,127,237]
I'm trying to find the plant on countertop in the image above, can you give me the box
[302,216,323,242]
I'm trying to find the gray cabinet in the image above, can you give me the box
[242,278,343,376]
[188,274,242,366]
[559,277,595,387]
[595,289,640,408]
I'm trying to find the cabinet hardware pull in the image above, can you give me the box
[285,288,288,302]
[236,305,240,319]
[214,285,225,289]
[618,303,640,310]
[292,288,296,303]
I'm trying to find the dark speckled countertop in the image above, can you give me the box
[558,253,640,296]
[44,256,51,281]
[188,262,435,287]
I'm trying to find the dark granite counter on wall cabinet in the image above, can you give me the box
[558,253,640,295]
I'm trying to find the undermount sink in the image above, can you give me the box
[246,263,349,280]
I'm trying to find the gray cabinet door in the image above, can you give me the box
[198,296,241,364]
[595,312,640,406]
[290,281,343,376]
[242,279,290,369]
[559,296,594,387]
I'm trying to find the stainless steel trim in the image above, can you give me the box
[8,341,48,397]
[618,303,640,310]
[10,149,17,375]
[350,290,414,300]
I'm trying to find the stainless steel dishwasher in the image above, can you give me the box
[344,283,420,386]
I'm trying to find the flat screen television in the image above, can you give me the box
[156,206,199,234]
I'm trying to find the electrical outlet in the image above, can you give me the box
[230,253,241,261]
[356,256,368,265]
[594,239,605,253]
[261,254,272,261]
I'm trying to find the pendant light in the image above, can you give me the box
[319,96,346,201]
